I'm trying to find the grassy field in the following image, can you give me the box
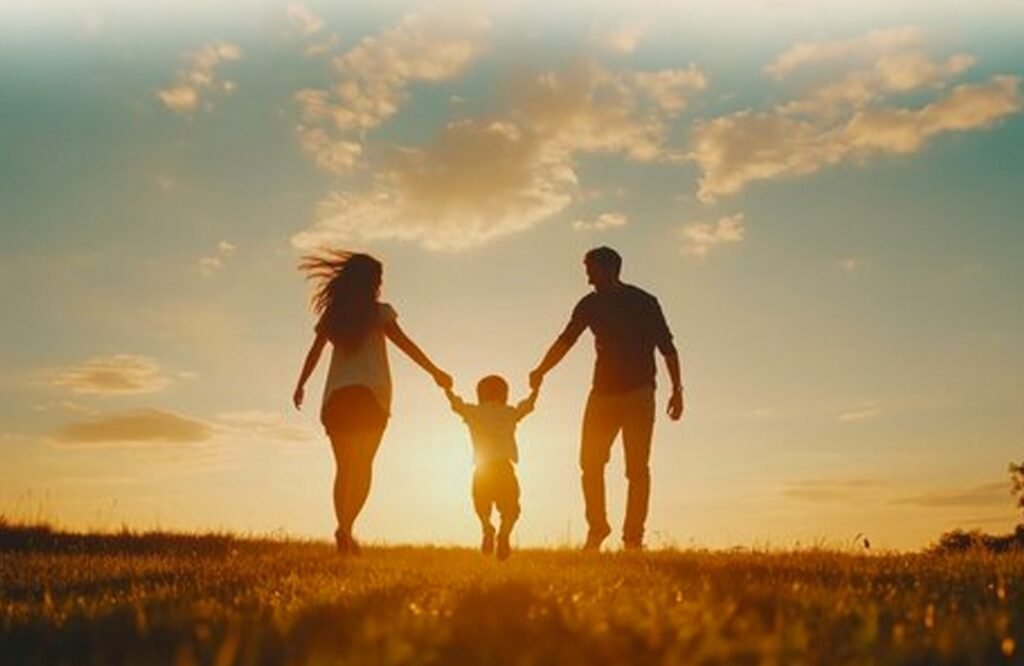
[2,525,1023,665]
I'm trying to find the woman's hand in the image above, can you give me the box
[292,385,305,411]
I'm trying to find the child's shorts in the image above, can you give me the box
[472,460,521,523]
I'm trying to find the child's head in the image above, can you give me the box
[476,374,509,404]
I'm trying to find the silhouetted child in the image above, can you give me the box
[445,376,539,560]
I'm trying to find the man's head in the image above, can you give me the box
[476,374,510,404]
[584,246,622,292]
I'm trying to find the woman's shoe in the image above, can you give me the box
[334,528,351,555]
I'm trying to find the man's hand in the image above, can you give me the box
[292,386,304,411]
[667,388,684,421]
[528,368,544,390]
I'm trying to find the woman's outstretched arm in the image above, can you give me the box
[293,333,328,410]
[383,320,452,389]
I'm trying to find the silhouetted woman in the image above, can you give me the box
[293,251,451,554]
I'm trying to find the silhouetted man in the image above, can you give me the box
[530,247,683,551]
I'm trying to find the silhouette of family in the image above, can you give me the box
[293,247,683,560]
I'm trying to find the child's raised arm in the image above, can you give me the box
[515,386,540,420]
[444,386,468,417]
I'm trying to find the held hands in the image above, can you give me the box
[667,388,684,421]
[528,368,544,390]
[432,368,453,390]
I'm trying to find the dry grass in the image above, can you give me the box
[2,523,1024,665]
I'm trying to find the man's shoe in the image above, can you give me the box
[582,526,611,552]
[481,527,496,555]
[496,532,511,561]
[623,540,644,552]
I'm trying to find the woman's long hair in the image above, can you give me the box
[300,250,383,350]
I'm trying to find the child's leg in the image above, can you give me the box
[496,465,521,534]
[472,468,497,553]
[495,464,521,560]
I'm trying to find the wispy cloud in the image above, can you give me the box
[782,478,885,502]
[46,355,174,396]
[891,481,1011,509]
[157,42,241,114]
[693,29,1021,201]
[573,211,629,232]
[214,410,314,443]
[780,477,1014,514]
[838,401,881,422]
[51,408,213,447]
[198,240,237,277]
[839,257,860,273]
[679,213,745,257]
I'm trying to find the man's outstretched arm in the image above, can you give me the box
[529,340,573,389]
[530,300,588,389]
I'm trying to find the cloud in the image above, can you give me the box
[591,22,647,54]
[840,257,860,272]
[286,3,339,58]
[891,482,1010,509]
[573,211,629,231]
[286,3,324,35]
[693,76,1020,201]
[293,60,706,251]
[293,119,578,251]
[51,408,213,447]
[679,213,745,257]
[157,42,241,114]
[214,410,314,443]
[516,62,706,160]
[782,478,884,502]
[47,355,173,395]
[838,401,881,422]
[294,9,490,173]
[295,122,362,172]
[782,52,976,117]
[305,33,340,59]
[198,240,237,277]
[31,400,99,416]
[692,28,1022,202]
[764,27,926,79]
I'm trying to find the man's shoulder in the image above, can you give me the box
[623,283,659,304]
[572,291,599,314]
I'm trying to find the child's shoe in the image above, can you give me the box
[496,531,511,561]
[481,526,496,555]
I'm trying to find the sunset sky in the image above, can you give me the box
[2,0,1022,550]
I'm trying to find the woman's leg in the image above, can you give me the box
[338,426,385,538]
[328,432,354,545]
[323,386,388,550]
